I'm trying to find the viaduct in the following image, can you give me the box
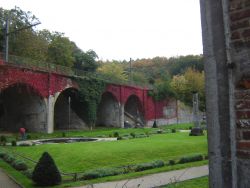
[0,55,177,133]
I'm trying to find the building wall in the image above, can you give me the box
[229,0,250,187]
[201,0,250,187]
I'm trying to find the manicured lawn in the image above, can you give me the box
[5,132,207,173]
[164,176,208,188]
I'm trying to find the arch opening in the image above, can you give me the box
[96,92,120,127]
[0,83,46,132]
[54,88,88,130]
[124,95,144,127]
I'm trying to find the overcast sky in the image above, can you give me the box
[1,0,203,61]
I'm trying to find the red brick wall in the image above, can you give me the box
[0,66,77,97]
[230,0,250,48]
[230,0,250,158]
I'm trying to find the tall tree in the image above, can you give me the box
[47,35,75,67]
[0,7,47,60]
[73,47,99,72]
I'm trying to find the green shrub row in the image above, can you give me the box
[0,151,28,171]
[83,167,124,180]
[168,154,205,166]
[80,154,207,180]
[178,154,203,164]
[134,160,164,172]
[81,160,165,180]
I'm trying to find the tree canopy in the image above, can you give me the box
[0,7,98,69]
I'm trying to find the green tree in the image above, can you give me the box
[73,47,99,72]
[170,68,205,110]
[47,35,75,67]
[0,7,49,61]
[97,61,128,82]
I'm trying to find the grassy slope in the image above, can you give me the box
[0,159,34,188]
[7,132,207,173]
[164,176,208,188]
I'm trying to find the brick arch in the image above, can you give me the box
[124,94,144,115]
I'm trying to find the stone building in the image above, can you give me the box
[200,0,250,187]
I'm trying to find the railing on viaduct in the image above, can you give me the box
[0,53,152,89]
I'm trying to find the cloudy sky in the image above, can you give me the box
[1,0,203,61]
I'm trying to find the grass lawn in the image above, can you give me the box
[164,176,208,188]
[0,124,208,187]
[4,132,207,173]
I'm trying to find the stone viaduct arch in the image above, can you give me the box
[124,95,144,127]
[54,87,88,130]
[0,83,46,132]
[97,92,120,127]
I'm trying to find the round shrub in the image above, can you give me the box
[171,129,176,133]
[62,132,66,137]
[11,140,17,146]
[32,152,61,186]
[12,160,28,171]
[130,132,136,138]
[0,135,7,146]
[117,136,123,140]
[3,154,15,164]
[0,151,7,158]
[26,134,31,139]
[113,132,119,137]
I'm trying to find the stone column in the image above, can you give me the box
[46,95,55,133]
[200,0,233,187]
[192,93,200,128]
[119,103,124,128]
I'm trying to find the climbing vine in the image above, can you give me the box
[74,77,106,129]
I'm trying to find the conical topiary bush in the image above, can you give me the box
[32,152,61,186]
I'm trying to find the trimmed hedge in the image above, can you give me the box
[3,154,15,164]
[83,167,124,180]
[134,160,164,172]
[178,154,203,164]
[168,160,176,166]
